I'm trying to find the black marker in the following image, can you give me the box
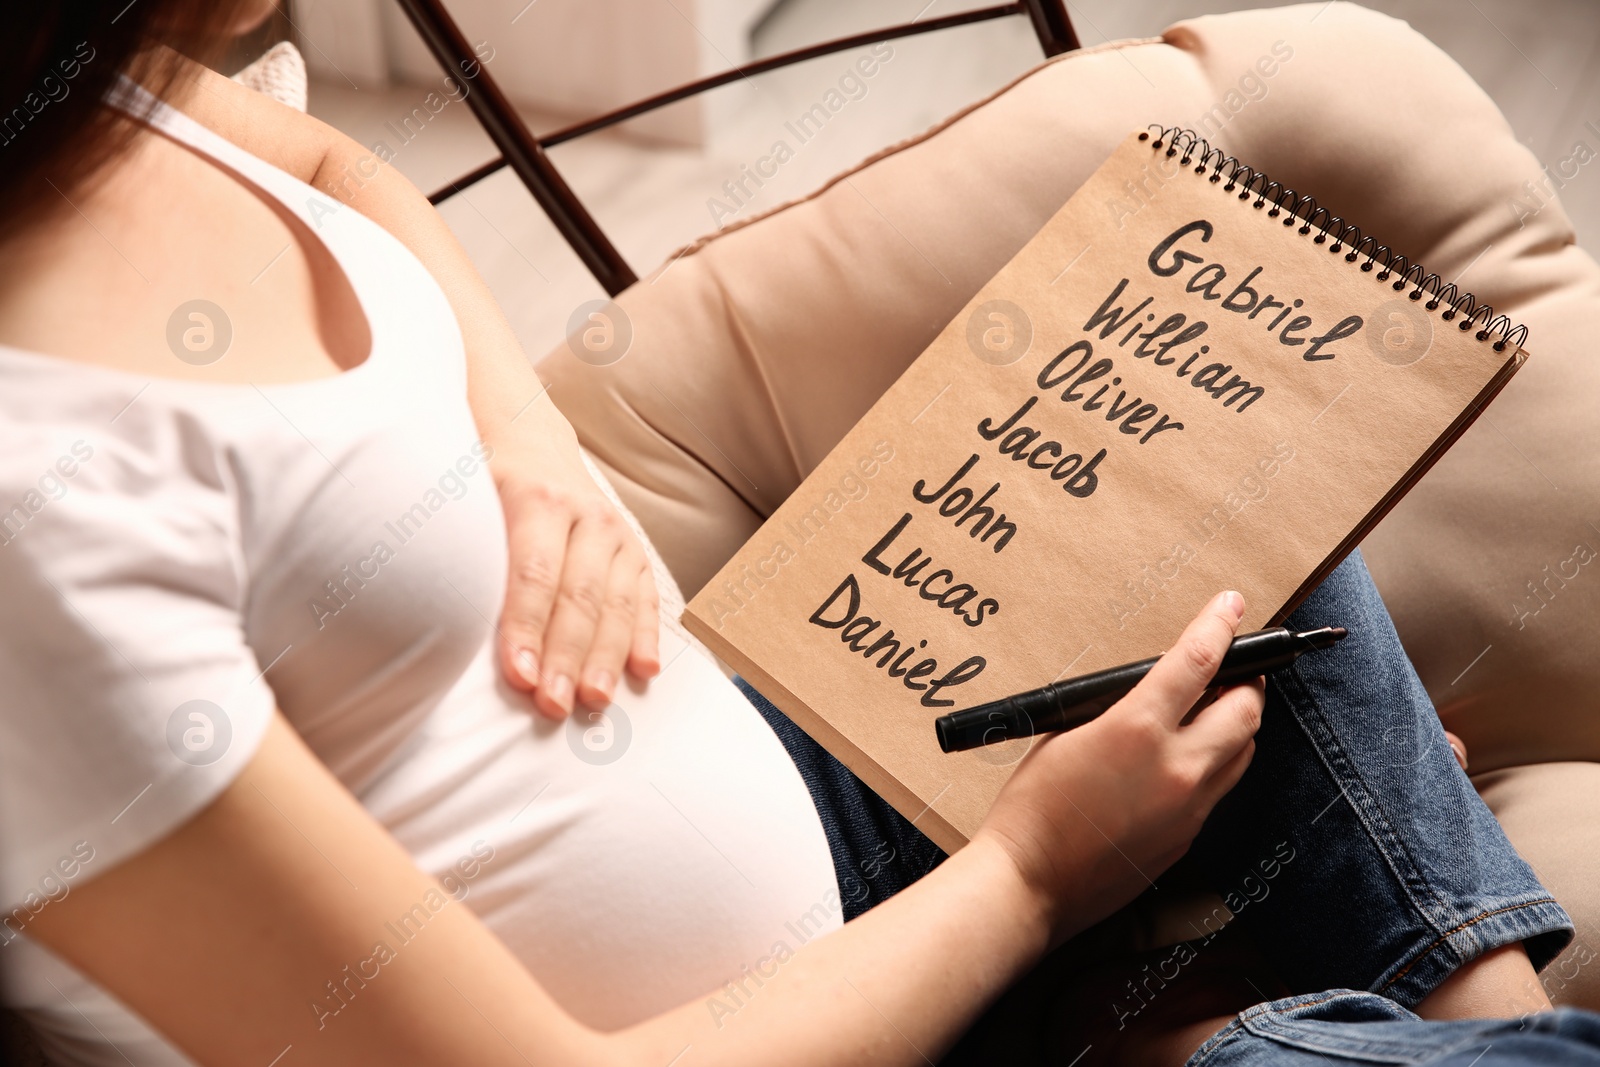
[934,626,1346,754]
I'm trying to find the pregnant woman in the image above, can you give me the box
[1,4,1596,1066]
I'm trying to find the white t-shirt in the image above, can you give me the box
[0,79,839,1066]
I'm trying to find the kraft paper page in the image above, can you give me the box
[684,131,1525,853]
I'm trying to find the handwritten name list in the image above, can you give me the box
[685,132,1524,851]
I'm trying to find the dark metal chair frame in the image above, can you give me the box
[392,0,1079,295]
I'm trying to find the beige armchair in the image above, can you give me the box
[539,0,1600,1017]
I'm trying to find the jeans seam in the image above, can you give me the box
[1377,897,1565,994]
[1186,993,1349,1067]
[1274,664,1464,941]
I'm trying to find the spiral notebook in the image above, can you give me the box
[681,127,1528,853]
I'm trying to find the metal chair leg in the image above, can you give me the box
[1020,0,1081,56]
[392,0,639,295]
[391,0,1080,294]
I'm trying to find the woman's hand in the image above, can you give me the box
[186,52,668,721]
[974,590,1264,947]
[493,443,661,719]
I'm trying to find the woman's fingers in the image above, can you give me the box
[497,503,575,695]
[533,512,623,719]
[626,567,662,681]
[1126,590,1246,725]
[1187,678,1265,766]
[1200,736,1257,806]
[575,546,646,707]
[494,470,665,716]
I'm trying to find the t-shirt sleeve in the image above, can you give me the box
[0,432,274,917]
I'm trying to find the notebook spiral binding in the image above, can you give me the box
[1142,126,1529,354]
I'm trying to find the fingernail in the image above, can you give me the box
[1220,590,1244,620]
[547,674,574,714]
[1449,738,1469,771]
[582,670,615,703]
[513,647,540,687]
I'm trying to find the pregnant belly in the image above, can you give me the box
[356,628,840,1030]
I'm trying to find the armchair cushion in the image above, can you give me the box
[541,0,1600,775]
[537,1,1600,1003]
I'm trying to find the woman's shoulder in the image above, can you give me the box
[0,381,253,627]
[0,79,369,387]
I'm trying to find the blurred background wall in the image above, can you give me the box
[241,0,1599,364]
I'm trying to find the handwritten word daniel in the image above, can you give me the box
[806,451,1021,707]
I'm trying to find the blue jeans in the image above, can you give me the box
[738,550,1590,1065]
[1190,992,1600,1065]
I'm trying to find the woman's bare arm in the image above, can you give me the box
[27,593,1260,1067]
[165,61,659,720]
[25,710,1041,1067]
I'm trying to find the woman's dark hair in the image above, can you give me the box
[1,1,261,235]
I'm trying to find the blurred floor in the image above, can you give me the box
[307,0,1600,364]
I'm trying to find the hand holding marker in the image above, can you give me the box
[935,625,1346,753]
